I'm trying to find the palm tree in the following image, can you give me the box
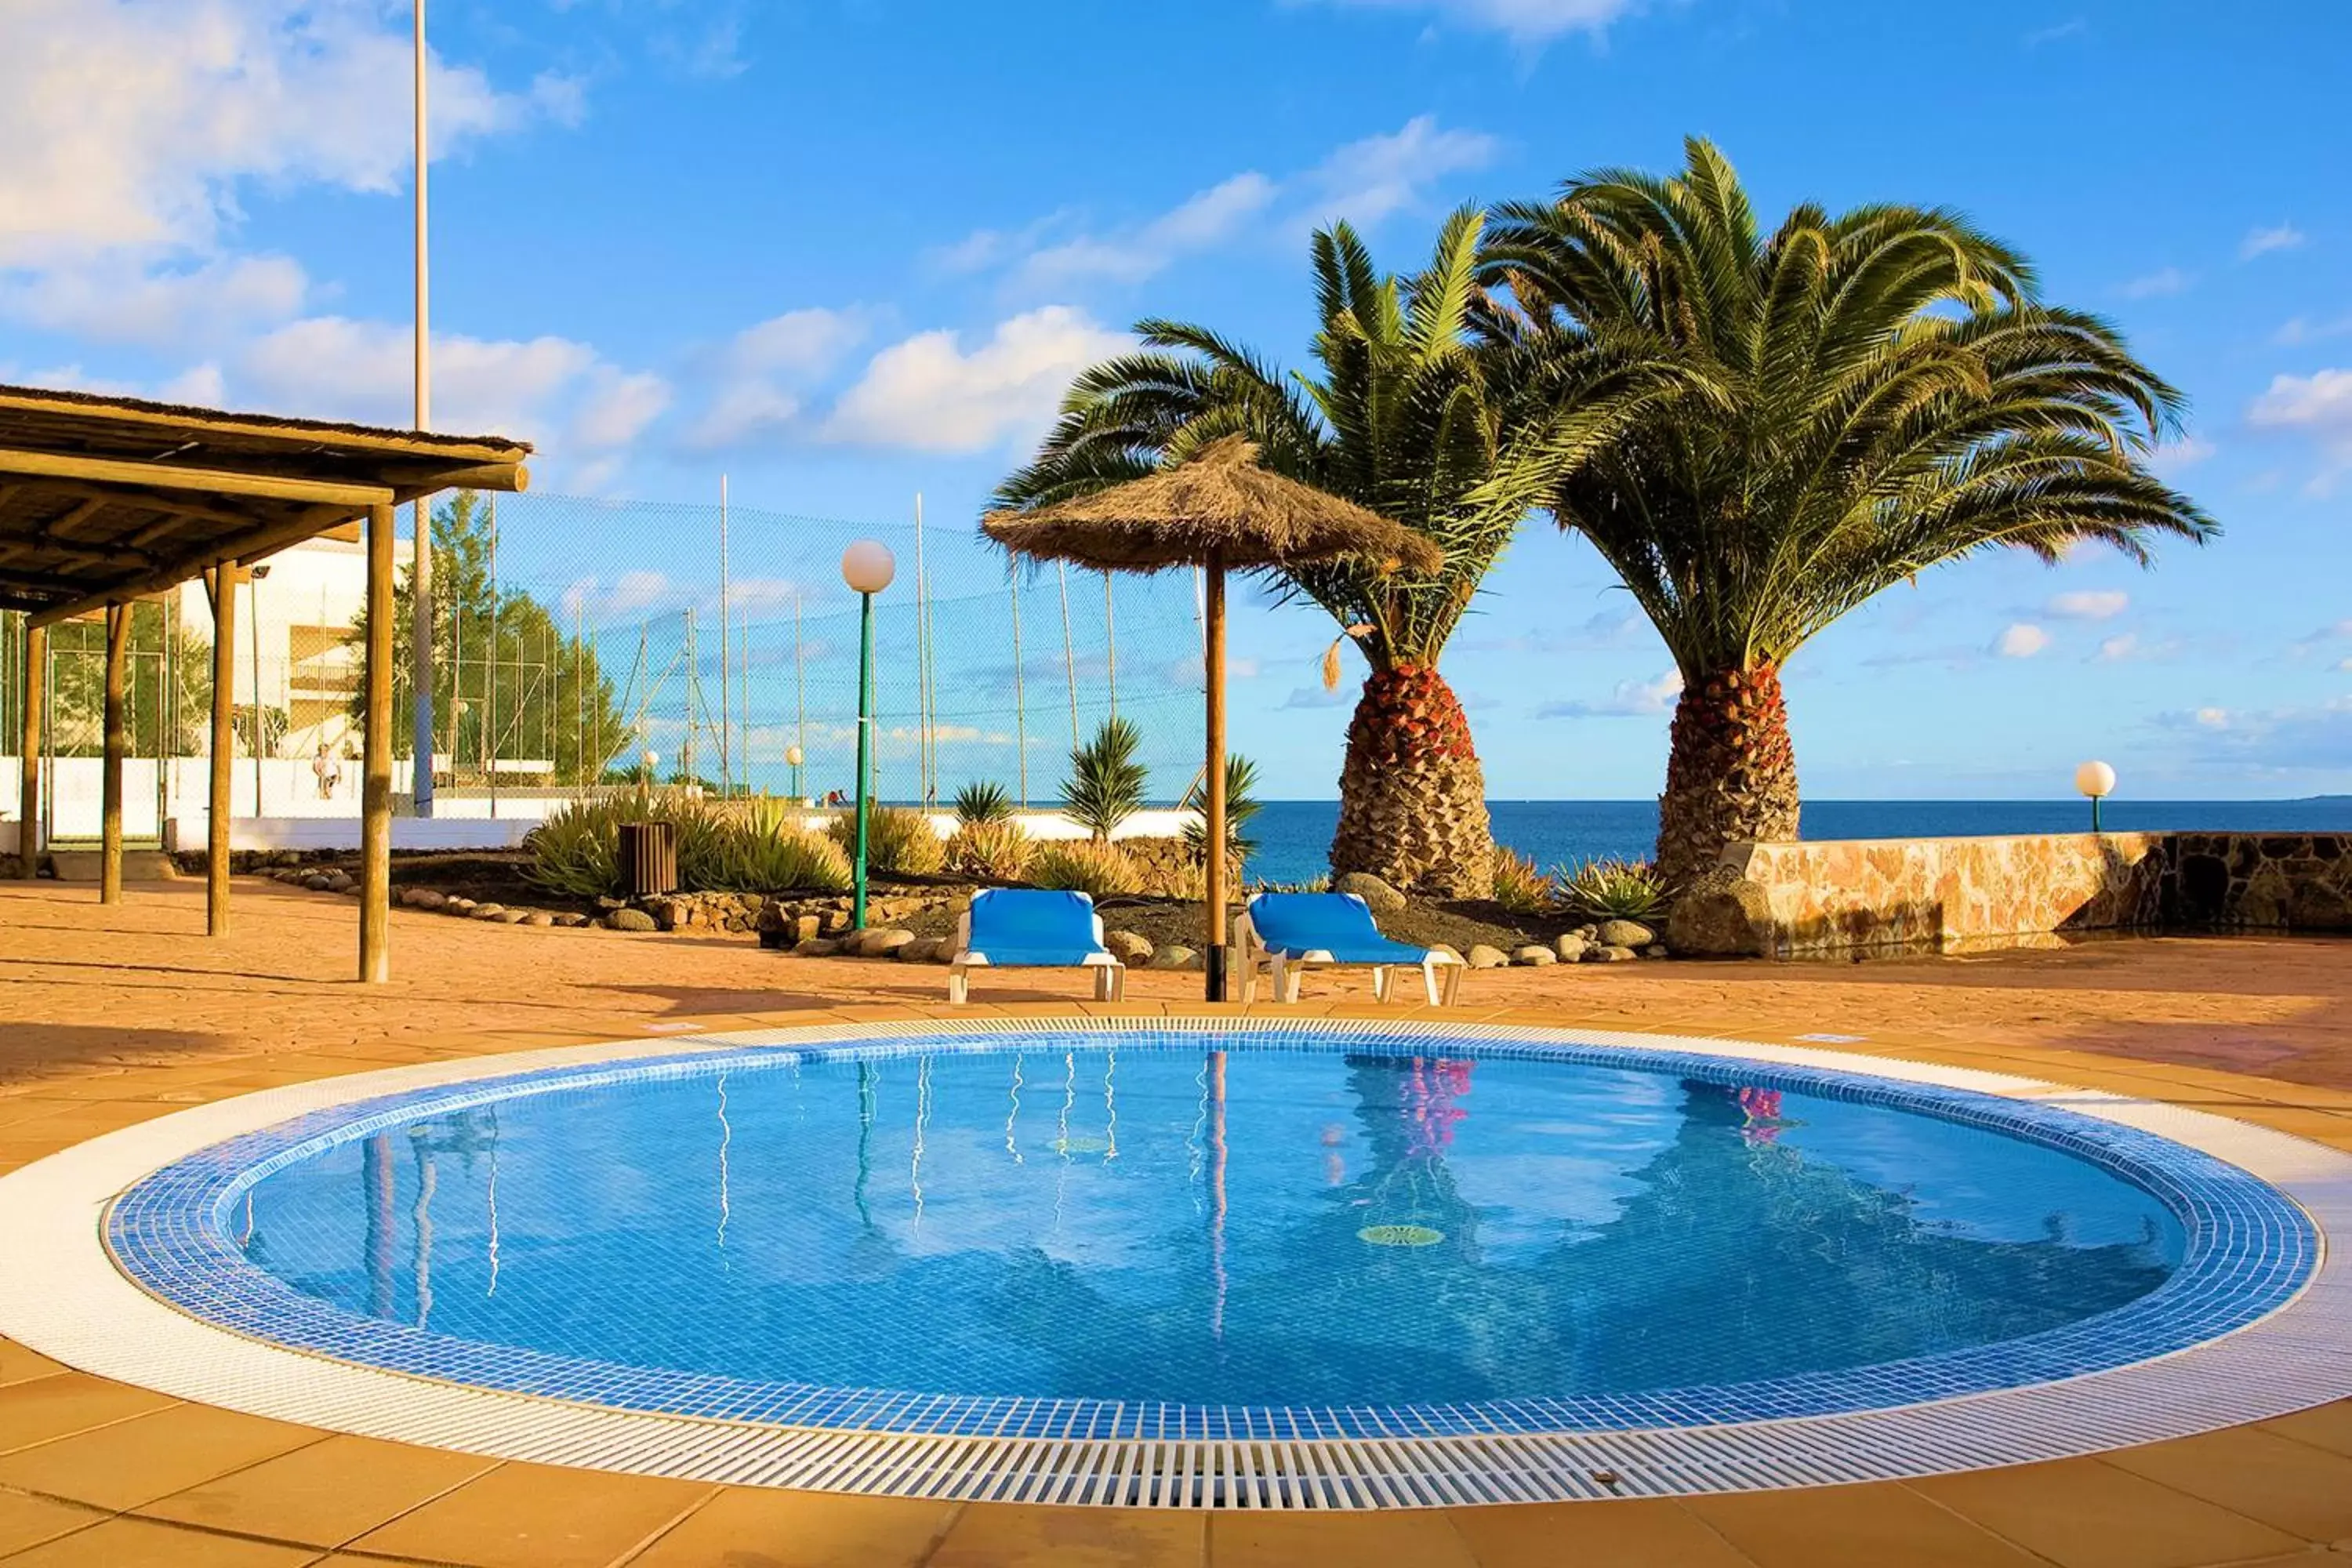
[998,210,1655,895]
[1481,139,2215,891]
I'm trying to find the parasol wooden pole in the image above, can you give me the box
[1203,547,1228,1002]
[205,565,238,934]
[16,621,43,878]
[100,601,130,905]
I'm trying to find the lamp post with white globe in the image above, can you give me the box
[2075,760,2116,833]
[841,541,896,928]
[786,743,804,804]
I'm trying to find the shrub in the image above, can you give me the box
[946,818,1033,881]
[1490,848,1552,916]
[1556,857,1670,920]
[826,803,946,876]
[703,799,849,892]
[953,779,1014,825]
[1028,838,1142,899]
[528,793,853,896]
[1061,717,1147,840]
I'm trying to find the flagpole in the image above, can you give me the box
[408,0,435,817]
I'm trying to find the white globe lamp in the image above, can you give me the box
[2074,760,2116,832]
[840,540,895,596]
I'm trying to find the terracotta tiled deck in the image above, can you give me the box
[2,877,2350,1566]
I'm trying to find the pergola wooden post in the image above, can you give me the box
[14,622,40,877]
[99,601,130,904]
[204,565,238,935]
[358,502,394,983]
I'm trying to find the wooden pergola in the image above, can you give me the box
[1,383,528,981]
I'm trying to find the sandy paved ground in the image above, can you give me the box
[2,876,2347,1094]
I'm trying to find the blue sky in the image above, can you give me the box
[3,0,2348,799]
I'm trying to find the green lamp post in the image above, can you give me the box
[840,540,895,929]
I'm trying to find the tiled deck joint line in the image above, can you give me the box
[1,1017,2348,1510]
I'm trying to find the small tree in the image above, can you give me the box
[1061,717,1147,840]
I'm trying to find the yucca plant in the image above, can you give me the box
[946,818,1034,882]
[1027,839,1143,900]
[1180,753,1263,863]
[826,803,947,876]
[1555,858,1670,922]
[1060,716,1148,840]
[1483,138,2213,887]
[1490,848,1552,916]
[953,779,1014,826]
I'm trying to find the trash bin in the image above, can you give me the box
[618,821,678,898]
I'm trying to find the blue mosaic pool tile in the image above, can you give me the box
[103,1022,2321,1444]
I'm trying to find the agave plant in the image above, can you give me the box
[1489,848,1552,916]
[1482,139,2214,887]
[1555,858,1669,922]
[996,212,1671,896]
[1060,716,1148,840]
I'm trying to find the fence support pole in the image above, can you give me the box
[206,567,238,934]
[100,601,130,905]
[360,500,394,983]
[16,622,44,878]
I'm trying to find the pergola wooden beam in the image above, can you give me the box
[32,502,381,628]
[0,448,396,510]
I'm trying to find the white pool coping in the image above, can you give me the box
[2,1016,2348,1508]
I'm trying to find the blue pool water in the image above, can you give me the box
[221,1037,2190,1412]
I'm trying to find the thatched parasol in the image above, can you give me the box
[984,436,1443,1000]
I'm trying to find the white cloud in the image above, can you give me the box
[2146,434,2216,476]
[2276,315,2352,347]
[821,306,1130,455]
[2024,17,2088,45]
[229,315,664,474]
[1312,0,1642,43]
[0,0,576,267]
[946,117,1496,295]
[2047,590,2129,621]
[2240,223,2306,260]
[1537,669,1682,718]
[1994,623,2050,658]
[1294,116,1499,231]
[2194,706,2231,730]
[2249,368,2352,485]
[570,367,673,451]
[0,252,307,347]
[682,307,869,452]
[1017,174,1279,289]
[2118,267,2192,299]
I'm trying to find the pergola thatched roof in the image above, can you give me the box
[981,437,1444,575]
[0,383,529,622]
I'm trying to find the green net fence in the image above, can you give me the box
[0,488,1215,814]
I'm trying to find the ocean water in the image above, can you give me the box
[1240,797,2352,887]
[241,1036,2180,1409]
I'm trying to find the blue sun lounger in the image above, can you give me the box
[1235,891,1464,1006]
[947,888,1127,1005]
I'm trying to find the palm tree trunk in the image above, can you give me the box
[1656,662,1799,891]
[1330,662,1494,898]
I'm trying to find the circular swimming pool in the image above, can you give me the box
[13,1019,2350,1504]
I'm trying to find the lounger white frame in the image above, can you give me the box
[1233,905,1464,1007]
[946,905,1126,1006]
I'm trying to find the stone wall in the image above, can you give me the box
[1669,833,2352,957]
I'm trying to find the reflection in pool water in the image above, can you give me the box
[238,1044,2183,1409]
